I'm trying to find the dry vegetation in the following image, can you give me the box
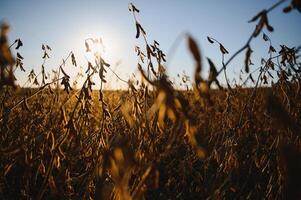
[1,0,301,199]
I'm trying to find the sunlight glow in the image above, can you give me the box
[75,25,119,63]
[67,25,127,89]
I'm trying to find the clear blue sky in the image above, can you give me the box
[1,0,300,89]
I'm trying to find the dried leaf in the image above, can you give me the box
[129,3,140,12]
[207,58,218,84]
[46,45,52,51]
[85,41,90,52]
[136,23,146,38]
[71,53,77,67]
[135,22,140,39]
[252,10,272,37]
[249,74,255,83]
[283,5,293,13]
[267,70,274,79]
[185,120,206,159]
[263,74,268,84]
[146,45,155,59]
[266,24,274,32]
[263,33,269,41]
[245,45,253,73]
[188,35,201,63]
[16,52,23,59]
[60,66,70,78]
[292,0,301,12]
[254,23,264,37]
[188,35,202,85]
[269,45,276,53]
[33,77,39,85]
[42,52,49,59]
[207,36,214,44]
[248,10,265,22]
[15,39,23,49]
[101,58,110,67]
[19,63,25,72]
[219,44,229,54]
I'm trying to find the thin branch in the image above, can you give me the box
[107,67,128,84]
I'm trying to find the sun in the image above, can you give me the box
[74,25,119,63]
[65,23,129,89]
[84,37,105,62]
